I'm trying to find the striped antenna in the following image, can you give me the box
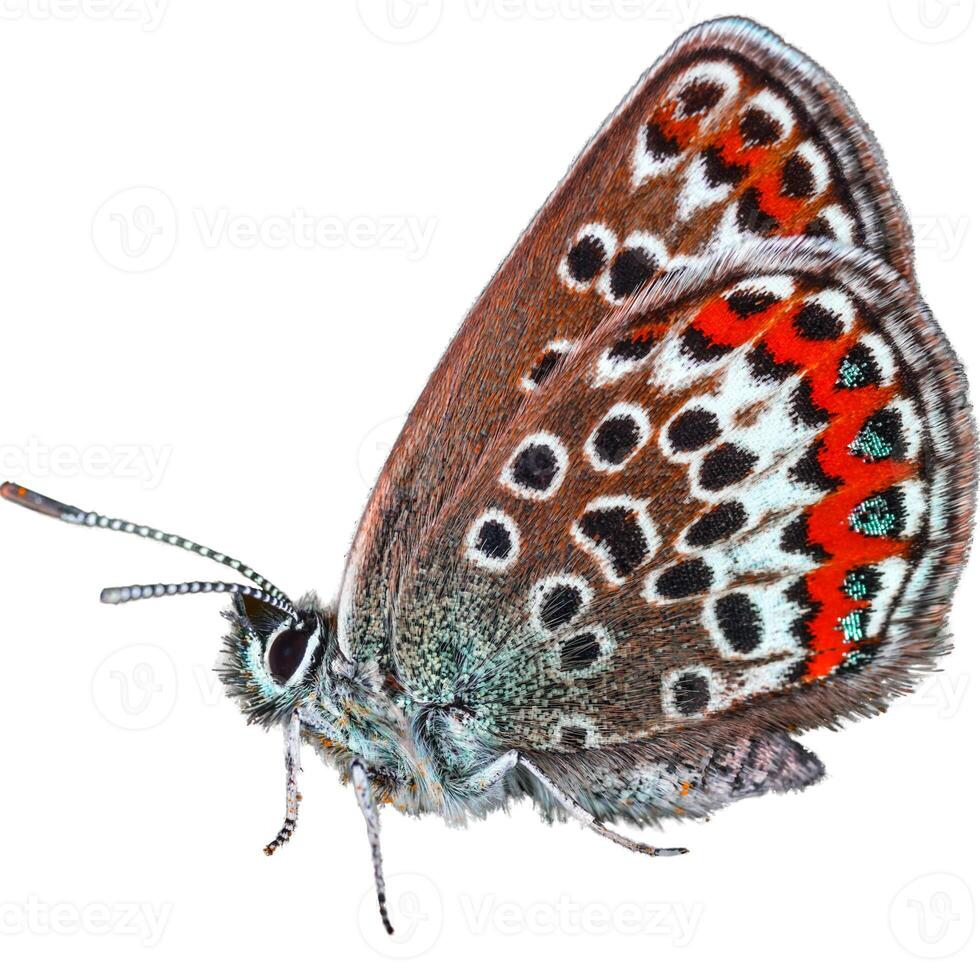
[101,581,297,616]
[2,482,297,617]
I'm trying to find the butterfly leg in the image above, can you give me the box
[518,754,688,858]
[264,710,302,856]
[350,759,395,935]
[461,749,519,793]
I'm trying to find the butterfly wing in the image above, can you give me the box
[380,239,975,765]
[340,17,913,664]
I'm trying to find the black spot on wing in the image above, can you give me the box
[794,301,844,341]
[699,443,757,491]
[790,379,831,428]
[656,558,714,599]
[474,519,513,560]
[686,500,748,547]
[736,187,779,236]
[781,513,830,562]
[559,632,603,673]
[781,153,815,198]
[747,341,799,383]
[701,146,747,188]
[645,120,681,161]
[610,335,654,363]
[592,415,642,466]
[578,506,650,579]
[567,235,606,283]
[539,584,584,632]
[789,442,843,493]
[609,247,659,300]
[678,80,724,115]
[836,343,883,389]
[681,326,733,362]
[740,107,782,146]
[512,443,559,493]
[726,288,779,319]
[671,672,710,715]
[714,593,763,654]
[667,408,720,452]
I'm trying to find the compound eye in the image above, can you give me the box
[265,628,310,686]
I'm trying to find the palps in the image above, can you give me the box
[3,17,976,936]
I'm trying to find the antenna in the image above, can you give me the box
[2,482,298,619]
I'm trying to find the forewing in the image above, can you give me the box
[340,18,912,662]
[385,239,975,751]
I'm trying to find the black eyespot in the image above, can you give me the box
[671,671,710,716]
[740,107,782,146]
[512,443,560,492]
[794,301,844,341]
[644,120,681,160]
[266,628,312,686]
[701,146,747,188]
[781,153,815,198]
[609,333,655,362]
[609,247,658,300]
[667,407,720,452]
[559,632,604,673]
[804,216,833,239]
[567,235,606,283]
[475,519,513,560]
[539,584,585,632]
[677,79,724,116]
[592,414,642,465]
[735,187,779,236]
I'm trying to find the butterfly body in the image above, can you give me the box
[3,16,976,935]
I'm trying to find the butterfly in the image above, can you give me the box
[3,17,976,937]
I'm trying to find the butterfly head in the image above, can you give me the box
[0,481,349,727]
[220,592,340,726]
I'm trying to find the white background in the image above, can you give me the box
[0,1,977,975]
